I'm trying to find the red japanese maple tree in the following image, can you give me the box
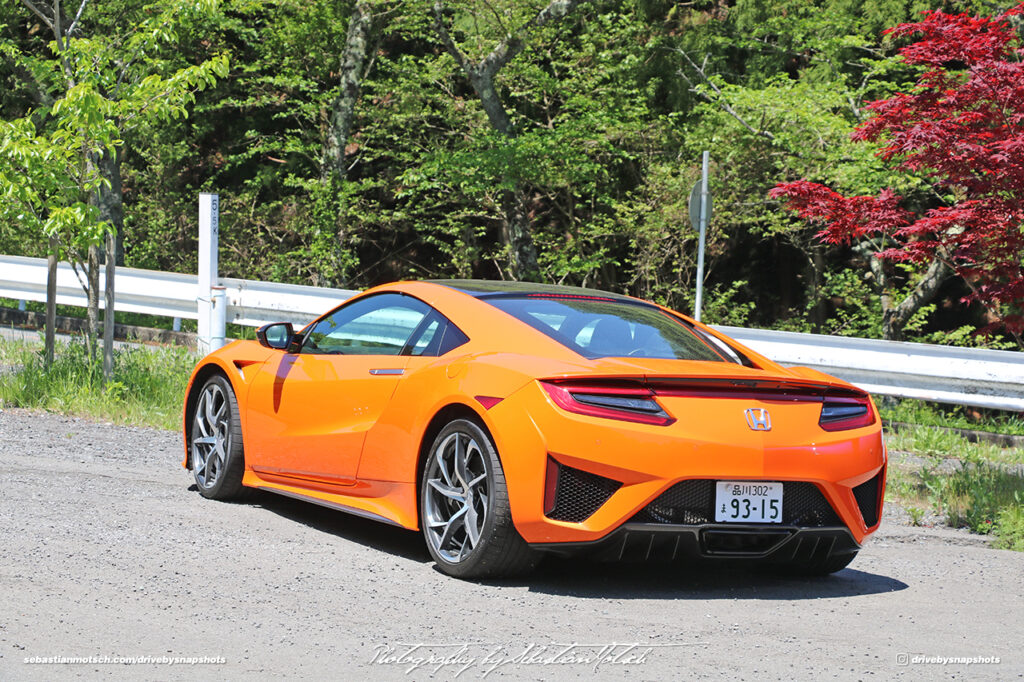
[770,4,1024,343]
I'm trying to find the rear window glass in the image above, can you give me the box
[484,296,728,362]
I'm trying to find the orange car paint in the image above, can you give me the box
[183,281,886,546]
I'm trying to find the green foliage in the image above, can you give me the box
[888,451,1024,548]
[0,338,196,429]
[0,100,113,256]
[919,459,1024,535]
[886,425,1024,467]
[0,0,227,267]
[0,0,1016,344]
[700,280,756,327]
[993,503,1024,552]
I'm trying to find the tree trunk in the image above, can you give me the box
[871,253,952,341]
[809,245,825,333]
[96,148,125,265]
[465,70,538,279]
[453,56,538,279]
[103,229,115,382]
[321,2,375,185]
[86,244,100,363]
[434,0,583,281]
[45,234,58,368]
[91,148,122,379]
[502,187,539,277]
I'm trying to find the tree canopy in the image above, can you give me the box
[0,0,1019,348]
[773,4,1024,343]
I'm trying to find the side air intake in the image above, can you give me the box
[545,461,622,523]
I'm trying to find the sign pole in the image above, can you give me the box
[694,151,709,321]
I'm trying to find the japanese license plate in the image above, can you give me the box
[715,481,783,523]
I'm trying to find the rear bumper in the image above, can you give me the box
[487,380,887,546]
[530,524,860,565]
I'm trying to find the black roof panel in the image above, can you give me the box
[427,279,642,303]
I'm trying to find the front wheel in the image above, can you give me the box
[420,418,538,579]
[189,374,247,500]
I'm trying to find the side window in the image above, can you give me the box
[408,317,442,356]
[436,323,470,356]
[403,313,471,357]
[302,293,430,356]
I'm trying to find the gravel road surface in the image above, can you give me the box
[0,408,1020,680]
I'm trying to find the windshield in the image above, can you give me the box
[484,295,729,362]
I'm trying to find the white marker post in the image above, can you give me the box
[198,193,221,354]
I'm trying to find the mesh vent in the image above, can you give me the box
[547,464,622,523]
[631,480,842,527]
[853,470,882,527]
[632,479,714,524]
[783,482,842,527]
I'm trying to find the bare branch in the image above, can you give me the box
[434,0,584,81]
[19,0,54,33]
[478,0,582,80]
[432,1,472,75]
[676,48,776,142]
[66,0,89,37]
[480,0,510,38]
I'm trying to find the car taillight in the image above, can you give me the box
[819,395,875,431]
[540,382,675,426]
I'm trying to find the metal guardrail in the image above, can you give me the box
[2,254,1022,410]
[0,255,355,327]
[717,326,1024,412]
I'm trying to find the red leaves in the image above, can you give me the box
[772,3,1024,331]
[769,183,911,246]
[884,7,1019,67]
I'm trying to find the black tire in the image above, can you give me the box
[189,374,247,501]
[420,418,539,579]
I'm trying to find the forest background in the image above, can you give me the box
[1,0,1022,349]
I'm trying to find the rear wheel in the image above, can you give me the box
[190,374,247,500]
[420,418,538,579]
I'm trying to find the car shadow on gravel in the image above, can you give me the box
[222,489,908,599]
[248,490,431,563]
[518,558,909,600]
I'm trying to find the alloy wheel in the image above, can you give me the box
[191,382,231,489]
[423,430,490,563]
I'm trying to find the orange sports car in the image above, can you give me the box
[182,280,885,578]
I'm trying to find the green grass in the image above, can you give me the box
[886,451,1024,551]
[993,505,1024,551]
[919,460,1024,535]
[0,338,197,430]
[879,398,1024,437]
[885,424,1024,466]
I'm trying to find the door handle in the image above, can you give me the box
[369,368,405,375]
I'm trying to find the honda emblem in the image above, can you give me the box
[745,408,772,431]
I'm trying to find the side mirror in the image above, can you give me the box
[256,322,297,351]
